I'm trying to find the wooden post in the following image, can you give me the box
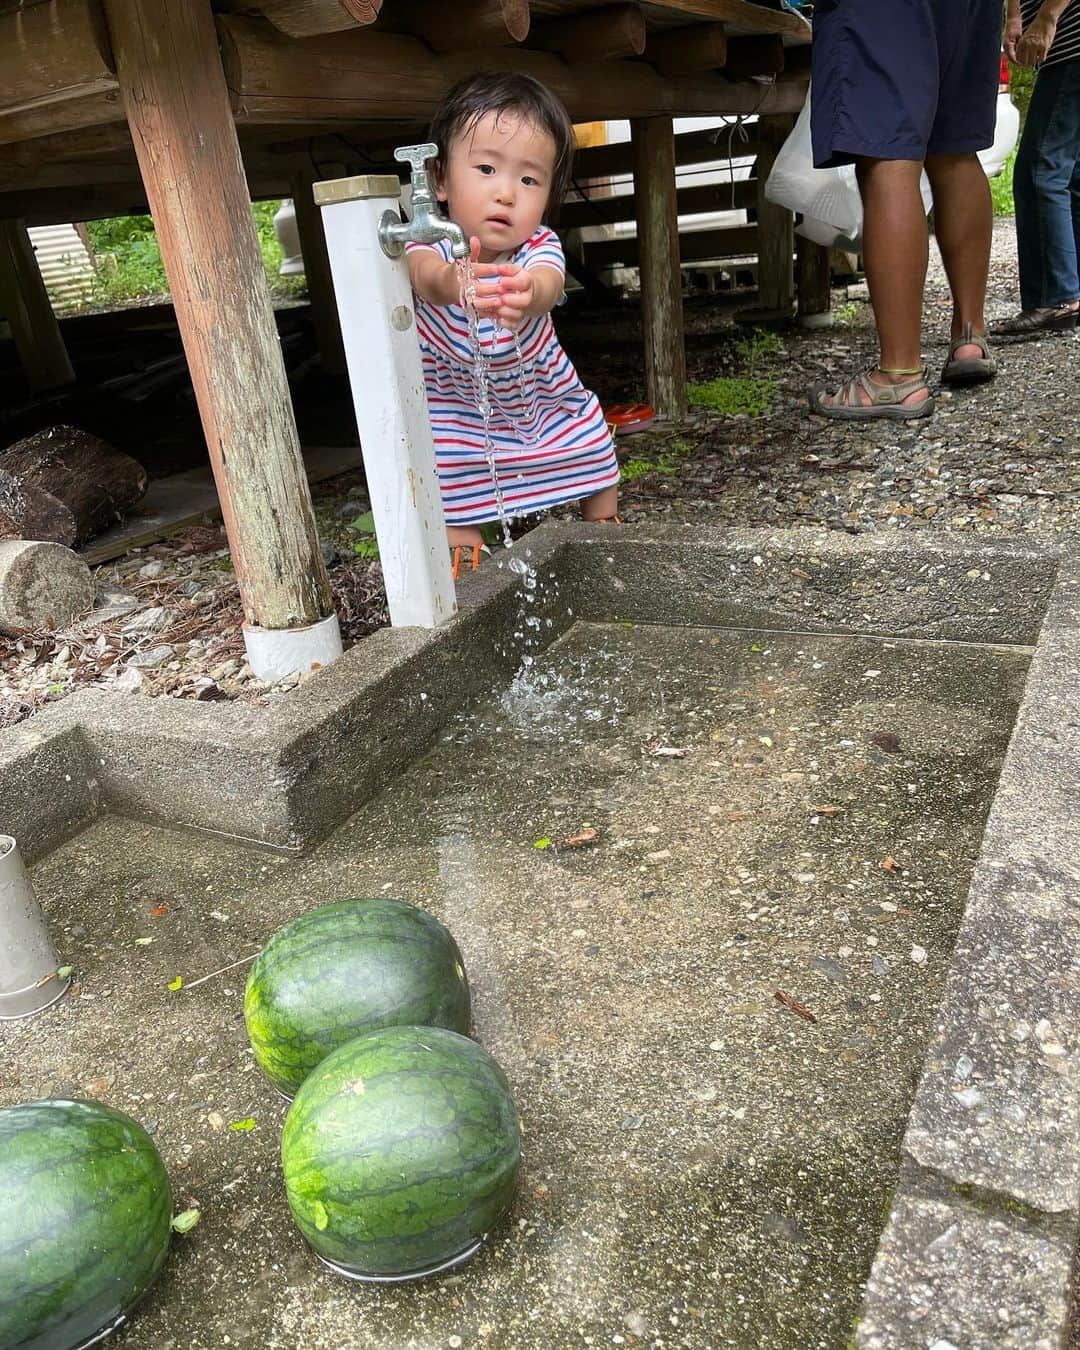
[103,0,334,638]
[796,234,832,326]
[289,170,346,376]
[753,113,795,319]
[630,116,686,421]
[0,217,75,391]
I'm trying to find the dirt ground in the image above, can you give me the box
[1,218,1076,728]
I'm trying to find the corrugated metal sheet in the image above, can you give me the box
[27,224,95,308]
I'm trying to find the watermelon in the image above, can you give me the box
[244,898,471,1098]
[282,1025,520,1280]
[0,1099,172,1350]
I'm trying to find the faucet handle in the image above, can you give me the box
[393,143,438,179]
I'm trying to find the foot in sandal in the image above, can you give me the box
[941,323,997,385]
[808,365,934,421]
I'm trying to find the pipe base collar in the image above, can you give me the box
[243,614,343,684]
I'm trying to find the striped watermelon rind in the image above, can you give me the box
[244,898,472,1098]
[282,1025,520,1279]
[0,1099,172,1350]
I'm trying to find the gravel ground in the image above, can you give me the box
[1,219,1075,728]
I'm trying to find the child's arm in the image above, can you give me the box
[406,237,502,315]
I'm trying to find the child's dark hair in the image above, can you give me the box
[428,72,576,220]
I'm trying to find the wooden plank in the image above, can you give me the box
[82,443,363,565]
[582,222,756,265]
[573,125,759,179]
[0,87,123,148]
[631,116,685,420]
[561,176,753,227]
[103,0,333,630]
[0,217,75,390]
[531,4,645,63]
[753,112,794,313]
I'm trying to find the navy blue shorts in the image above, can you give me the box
[810,0,1002,169]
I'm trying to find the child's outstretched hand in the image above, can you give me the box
[458,238,534,332]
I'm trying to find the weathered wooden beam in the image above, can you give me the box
[103,0,333,632]
[0,0,114,104]
[219,15,807,122]
[723,33,784,79]
[796,234,832,321]
[290,169,346,375]
[646,22,727,77]
[531,4,644,64]
[581,223,756,267]
[631,116,686,421]
[562,177,753,228]
[0,217,76,391]
[638,0,806,38]
[406,0,529,52]
[753,113,794,315]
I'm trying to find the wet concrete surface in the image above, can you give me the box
[2,621,1029,1349]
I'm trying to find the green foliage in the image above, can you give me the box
[348,510,380,559]
[618,434,694,483]
[82,201,306,309]
[687,376,774,417]
[834,301,861,324]
[734,326,784,371]
[990,147,1017,218]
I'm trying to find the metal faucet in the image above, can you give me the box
[379,143,469,261]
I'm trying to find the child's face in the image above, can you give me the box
[436,110,557,263]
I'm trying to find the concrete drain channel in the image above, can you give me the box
[1,525,1076,1348]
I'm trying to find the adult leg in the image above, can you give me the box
[1006,63,1080,314]
[816,158,932,410]
[924,152,992,356]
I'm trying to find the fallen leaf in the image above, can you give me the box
[168,976,183,991]
[881,856,899,873]
[229,1118,256,1132]
[207,1112,225,1132]
[774,991,817,1024]
[869,731,902,753]
[84,1077,112,1097]
[810,805,844,817]
[171,1208,201,1234]
[650,744,689,758]
[533,837,552,850]
[56,965,74,980]
[133,937,154,946]
[151,905,169,918]
[561,826,599,849]
[34,970,57,987]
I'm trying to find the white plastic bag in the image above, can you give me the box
[764,83,933,251]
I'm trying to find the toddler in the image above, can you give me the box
[406,73,620,577]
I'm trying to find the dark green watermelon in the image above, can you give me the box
[0,1099,172,1350]
[282,1025,520,1279]
[244,898,471,1098]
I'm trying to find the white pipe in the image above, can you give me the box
[0,835,69,1019]
[315,175,456,629]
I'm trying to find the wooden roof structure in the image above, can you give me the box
[0,0,811,658]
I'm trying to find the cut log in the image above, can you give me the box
[0,539,94,635]
[258,0,382,38]
[0,469,77,547]
[405,0,529,52]
[646,23,728,77]
[0,426,148,544]
[531,4,645,64]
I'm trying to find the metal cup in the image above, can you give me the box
[0,835,70,1019]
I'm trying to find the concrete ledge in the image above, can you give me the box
[0,526,1063,860]
[857,550,1080,1346]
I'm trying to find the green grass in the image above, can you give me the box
[687,376,774,417]
[990,147,1017,218]
[83,201,306,309]
[618,434,694,483]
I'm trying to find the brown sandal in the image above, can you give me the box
[808,365,935,421]
[941,324,997,385]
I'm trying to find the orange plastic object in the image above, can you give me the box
[605,402,656,435]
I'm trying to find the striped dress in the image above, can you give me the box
[406,228,619,526]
